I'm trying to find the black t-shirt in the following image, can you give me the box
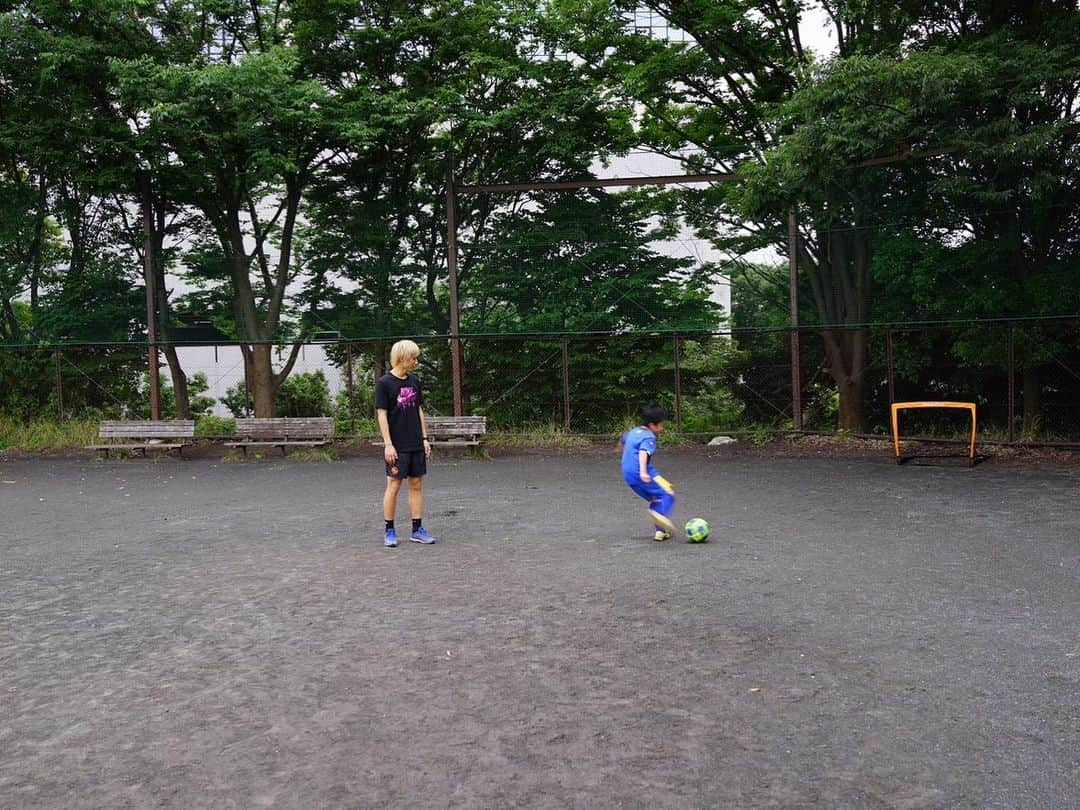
[375,372,425,451]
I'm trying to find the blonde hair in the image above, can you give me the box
[390,339,421,368]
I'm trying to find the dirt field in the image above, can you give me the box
[2,450,1078,808]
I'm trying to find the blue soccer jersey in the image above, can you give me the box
[620,426,658,483]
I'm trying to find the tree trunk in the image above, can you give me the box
[837,374,867,432]
[822,327,868,432]
[162,345,190,419]
[2,297,19,340]
[250,343,277,417]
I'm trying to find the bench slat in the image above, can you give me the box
[99,420,195,439]
[87,443,187,450]
[225,440,330,447]
[425,416,486,438]
[100,429,194,437]
[234,417,335,440]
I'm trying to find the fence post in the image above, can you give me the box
[141,171,161,421]
[886,329,895,404]
[54,347,64,422]
[446,157,464,416]
[673,335,683,432]
[561,336,571,429]
[788,208,803,430]
[345,341,356,433]
[1007,324,1016,444]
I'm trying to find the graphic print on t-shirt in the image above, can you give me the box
[396,386,418,409]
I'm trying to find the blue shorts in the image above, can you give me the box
[627,478,670,503]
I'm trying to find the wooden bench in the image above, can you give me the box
[226,417,335,458]
[425,415,487,446]
[87,420,195,458]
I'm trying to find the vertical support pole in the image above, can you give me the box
[886,329,895,404]
[446,156,464,417]
[561,336,571,429]
[673,335,683,432]
[141,171,160,420]
[788,208,802,430]
[345,341,356,434]
[54,347,64,422]
[1007,323,1016,444]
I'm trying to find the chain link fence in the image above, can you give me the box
[4,320,1080,444]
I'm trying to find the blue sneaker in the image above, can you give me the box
[384,527,398,548]
[410,527,436,545]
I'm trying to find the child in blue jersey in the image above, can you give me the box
[620,404,676,542]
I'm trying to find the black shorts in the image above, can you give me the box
[386,449,427,479]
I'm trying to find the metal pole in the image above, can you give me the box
[886,329,895,404]
[141,171,160,420]
[446,156,464,416]
[345,341,356,433]
[1008,324,1016,443]
[54,348,64,421]
[788,208,802,430]
[673,335,683,432]
[561,336,571,429]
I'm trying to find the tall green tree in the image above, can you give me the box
[545,0,1079,430]
[292,0,653,377]
[113,5,339,416]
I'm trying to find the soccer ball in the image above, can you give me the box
[685,518,710,543]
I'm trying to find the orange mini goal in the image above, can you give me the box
[890,401,977,465]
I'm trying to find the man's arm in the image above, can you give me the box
[377,409,396,463]
[418,406,432,457]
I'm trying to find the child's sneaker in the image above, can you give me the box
[653,530,671,542]
[384,527,398,548]
[410,527,436,544]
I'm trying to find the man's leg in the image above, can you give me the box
[383,476,403,546]
[407,475,424,521]
[384,476,403,520]
[406,453,435,544]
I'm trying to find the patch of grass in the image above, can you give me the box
[335,434,379,449]
[0,417,98,451]
[658,431,704,448]
[287,447,336,462]
[742,424,776,445]
[485,425,593,449]
[195,415,235,437]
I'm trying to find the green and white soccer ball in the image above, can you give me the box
[685,517,710,543]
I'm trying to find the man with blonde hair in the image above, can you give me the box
[375,339,435,547]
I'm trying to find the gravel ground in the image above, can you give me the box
[1,451,1078,808]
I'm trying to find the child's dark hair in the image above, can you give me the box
[641,404,669,426]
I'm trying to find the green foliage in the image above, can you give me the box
[195,415,235,437]
[0,416,98,451]
[276,371,332,417]
[0,349,55,420]
[222,371,331,417]
[221,381,251,419]
[138,371,216,420]
[2,0,1079,438]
